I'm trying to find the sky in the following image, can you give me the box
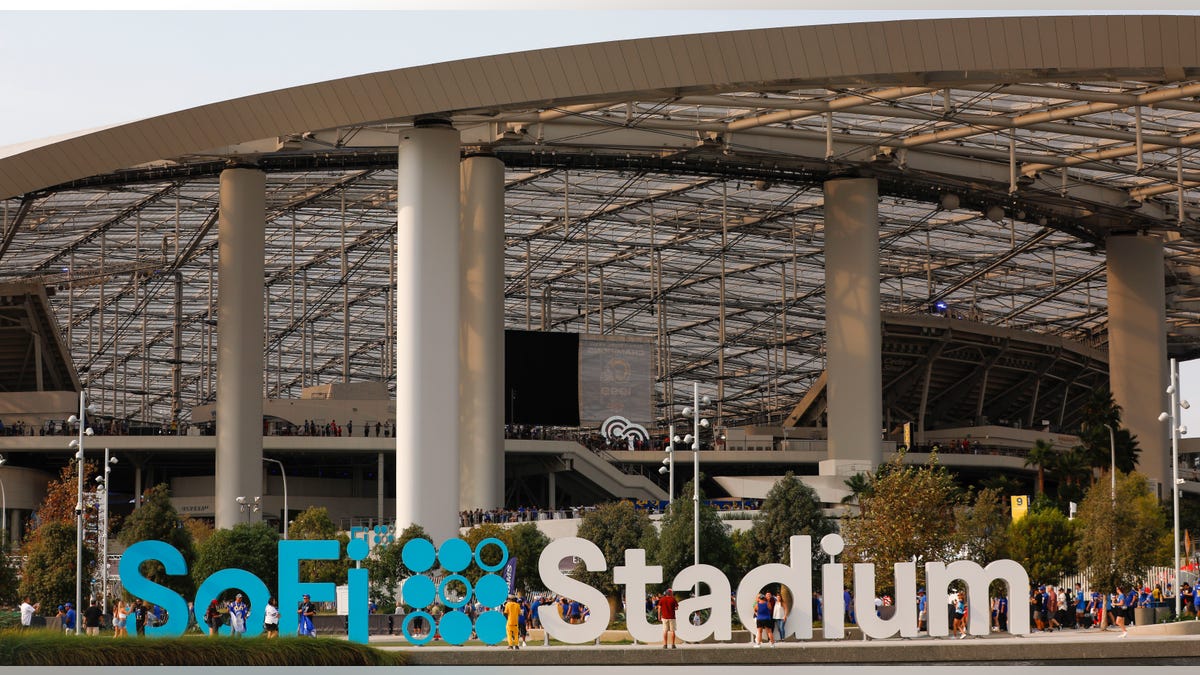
[6,7,1200,435]
[3,8,1198,148]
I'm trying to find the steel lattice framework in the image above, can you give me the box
[4,76,1200,429]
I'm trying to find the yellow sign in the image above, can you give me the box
[1011,495,1029,522]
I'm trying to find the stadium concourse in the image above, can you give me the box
[1,16,1200,542]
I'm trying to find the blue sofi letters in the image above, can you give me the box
[119,538,369,643]
[117,540,193,638]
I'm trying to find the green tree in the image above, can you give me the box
[116,484,197,600]
[575,501,657,599]
[841,455,962,591]
[19,522,95,609]
[288,506,351,584]
[364,523,431,610]
[0,539,17,606]
[504,522,551,594]
[954,486,1010,563]
[463,523,508,585]
[748,471,834,573]
[841,472,873,505]
[1025,439,1057,496]
[192,522,280,600]
[1076,387,1140,474]
[1006,505,1077,584]
[654,479,736,585]
[1074,471,1169,592]
[18,461,100,609]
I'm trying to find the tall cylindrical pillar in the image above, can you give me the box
[823,178,882,474]
[396,122,461,543]
[1106,234,1169,494]
[459,154,506,512]
[215,167,266,530]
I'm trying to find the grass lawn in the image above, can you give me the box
[0,630,407,666]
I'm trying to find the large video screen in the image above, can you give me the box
[504,330,579,426]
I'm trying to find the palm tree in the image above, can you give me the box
[841,472,873,505]
[1024,439,1057,496]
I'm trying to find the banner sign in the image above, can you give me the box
[503,555,518,594]
[1011,495,1029,522]
[578,335,653,426]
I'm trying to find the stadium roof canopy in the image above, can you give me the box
[1,15,1200,429]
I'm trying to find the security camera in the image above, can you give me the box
[659,466,669,475]
[1159,412,1171,422]
[1183,400,1192,410]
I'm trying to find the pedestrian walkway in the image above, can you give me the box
[371,623,1200,666]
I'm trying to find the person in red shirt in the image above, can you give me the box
[658,589,680,649]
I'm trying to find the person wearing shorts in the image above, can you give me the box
[658,589,679,648]
[755,593,775,646]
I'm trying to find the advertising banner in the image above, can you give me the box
[578,335,653,427]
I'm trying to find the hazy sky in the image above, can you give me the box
[2,9,1191,148]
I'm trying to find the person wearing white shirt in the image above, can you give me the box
[264,597,280,638]
[19,597,38,628]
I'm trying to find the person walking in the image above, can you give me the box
[204,599,222,636]
[658,588,679,649]
[298,594,317,637]
[83,599,104,636]
[228,593,249,637]
[63,602,76,635]
[264,598,280,638]
[503,595,522,650]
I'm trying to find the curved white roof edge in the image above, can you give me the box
[2,14,1199,200]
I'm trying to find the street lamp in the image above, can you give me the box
[659,423,680,506]
[67,391,96,636]
[94,449,117,613]
[235,496,261,523]
[1104,423,1117,506]
[680,382,712,574]
[262,457,288,539]
[0,454,7,547]
[1159,357,1189,618]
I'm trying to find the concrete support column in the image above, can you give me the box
[215,167,266,530]
[1107,235,1169,494]
[459,154,506,512]
[822,178,882,475]
[396,122,461,543]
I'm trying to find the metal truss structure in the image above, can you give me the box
[3,78,1200,431]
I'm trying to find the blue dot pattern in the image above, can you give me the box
[398,537,511,645]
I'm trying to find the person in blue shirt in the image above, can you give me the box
[916,588,927,633]
[63,602,76,634]
[566,599,582,624]
[843,587,855,625]
[530,596,542,629]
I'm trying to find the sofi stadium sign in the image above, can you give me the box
[120,533,1031,644]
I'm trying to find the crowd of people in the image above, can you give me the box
[16,592,329,639]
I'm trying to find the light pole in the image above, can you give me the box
[1159,357,1188,618]
[1105,423,1117,506]
[0,454,7,547]
[95,449,117,613]
[67,391,95,635]
[681,382,711,574]
[262,457,288,539]
[236,496,261,523]
[659,423,677,506]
